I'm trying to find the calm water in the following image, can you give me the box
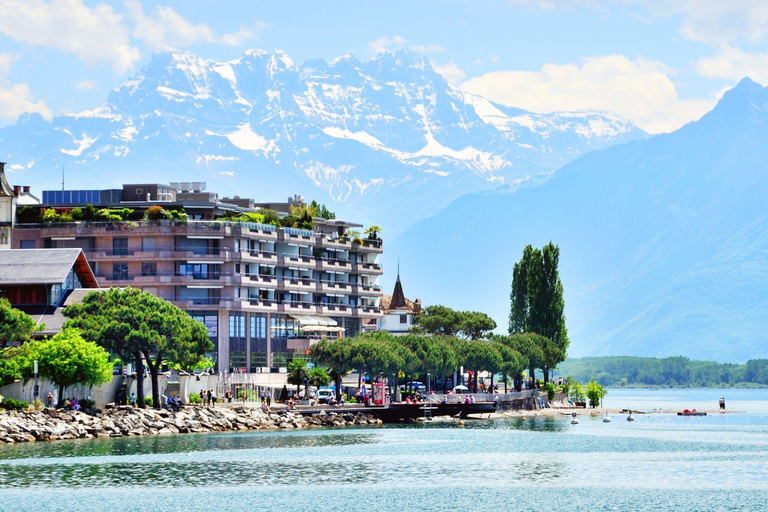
[1,388,767,511]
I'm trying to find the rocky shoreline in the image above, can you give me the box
[0,406,382,444]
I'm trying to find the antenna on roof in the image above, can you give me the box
[397,258,400,282]
[61,165,65,192]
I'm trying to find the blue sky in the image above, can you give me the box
[1,0,768,132]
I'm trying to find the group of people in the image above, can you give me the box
[62,397,84,411]
[199,389,217,406]
[719,397,726,410]
[164,395,183,411]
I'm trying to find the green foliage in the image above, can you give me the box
[79,398,95,409]
[544,382,556,401]
[143,396,153,407]
[556,356,768,387]
[260,209,281,226]
[0,355,22,386]
[41,208,58,223]
[509,243,569,376]
[569,380,586,402]
[364,225,381,240]
[309,367,331,388]
[63,288,213,409]
[26,327,113,403]
[586,380,607,408]
[0,398,28,411]
[287,359,309,392]
[188,393,201,404]
[145,205,166,221]
[0,298,41,348]
[413,305,496,340]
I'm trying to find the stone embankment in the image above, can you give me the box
[0,406,381,444]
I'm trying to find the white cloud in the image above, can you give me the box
[368,35,407,54]
[508,1,768,44]
[75,80,98,91]
[411,44,446,54]
[461,54,714,133]
[490,55,499,63]
[432,61,466,85]
[695,45,768,84]
[0,53,51,122]
[0,0,140,73]
[124,0,257,51]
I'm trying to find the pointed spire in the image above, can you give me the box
[390,259,407,309]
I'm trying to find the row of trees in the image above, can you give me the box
[311,330,555,399]
[1,289,213,409]
[558,356,768,387]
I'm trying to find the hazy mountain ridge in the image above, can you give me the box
[387,78,768,362]
[0,48,644,230]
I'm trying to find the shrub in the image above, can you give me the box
[41,208,59,223]
[0,398,28,411]
[544,382,556,401]
[80,398,96,409]
[143,396,154,407]
[145,205,166,221]
[16,206,40,223]
[260,209,280,226]
[71,207,84,221]
[188,393,201,404]
[586,380,607,408]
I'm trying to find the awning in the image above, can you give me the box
[289,314,338,326]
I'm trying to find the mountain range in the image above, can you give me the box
[387,78,768,363]
[0,48,643,233]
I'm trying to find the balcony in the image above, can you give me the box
[241,250,278,264]
[95,272,233,286]
[242,273,278,288]
[280,300,320,314]
[279,227,314,242]
[317,234,352,251]
[352,261,383,275]
[354,305,383,317]
[169,297,230,309]
[353,283,383,295]
[320,280,352,294]
[282,277,316,292]
[319,256,351,272]
[245,298,279,311]
[279,253,315,269]
[238,222,278,239]
[351,238,384,253]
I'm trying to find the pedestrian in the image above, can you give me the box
[242,390,247,404]
[129,392,136,407]
[266,390,271,407]
[46,392,53,408]
[719,397,726,410]
[206,389,212,406]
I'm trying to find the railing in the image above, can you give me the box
[240,222,277,233]
[244,273,276,282]
[359,283,382,291]
[97,272,229,281]
[285,277,315,287]
[177,248,223,256]
[246,249,277,258]
[172,297,227,305]
[283,227,314,238]
[321,280,350,288]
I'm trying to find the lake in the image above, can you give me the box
[1,388,767,511]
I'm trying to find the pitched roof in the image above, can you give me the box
[0,249,98,286]
[390,273,408,309]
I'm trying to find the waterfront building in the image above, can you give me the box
[0,248,99,338]
[378,266,421,335]
[11,178,384,372]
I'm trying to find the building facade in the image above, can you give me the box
[12,182,383,372]
[379,267,421,335]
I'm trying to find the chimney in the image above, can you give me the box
[23,186,30,193]
[13,186,21,195]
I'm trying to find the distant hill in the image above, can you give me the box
[387,78,768,362]
[0,48,643,233]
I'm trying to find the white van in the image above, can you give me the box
[317,389,335,404]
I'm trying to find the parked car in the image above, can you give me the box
[316,389,335,404]
[399,382,426,393]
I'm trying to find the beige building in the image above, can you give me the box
[11,178,383,373]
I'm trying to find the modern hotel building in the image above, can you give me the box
[10,179,383,373]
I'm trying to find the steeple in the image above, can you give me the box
[390,259,407,309]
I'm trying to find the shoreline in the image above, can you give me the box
[0,406,381,445]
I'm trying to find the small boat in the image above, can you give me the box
[570,412,579,425]
[627,412,634,422]
[677,409,707,416]
[602,412,611,423]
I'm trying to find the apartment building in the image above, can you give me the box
[11,180,383,372]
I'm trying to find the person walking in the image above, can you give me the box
[46,392,54,408]
[206,389,212,407]
[719,397,726,410]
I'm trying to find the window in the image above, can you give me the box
[19,240,35,249]
[112,238,128,256]
[112,263,128,280]
[229,312,246,338]
[141,262,157,276]
[141,237,156,251]
[136,188,144,195]
[400,314,408,324]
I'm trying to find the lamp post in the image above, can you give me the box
[33,360,39,410]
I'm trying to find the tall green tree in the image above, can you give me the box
[311,338,352,401]
[412,305,463,337]
[0,299,41,349]
[287,359,310,395]
[63,288,213,409]
[508,242,569,382]
[27,327,113,407]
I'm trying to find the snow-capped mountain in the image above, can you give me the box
[387,78,768,362]
[0,48,644,231]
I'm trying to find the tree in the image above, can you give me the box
[508,242,569,381]
[0,299,41,349]
[460,312,497,340]
[413,305,463,337]
[586,379,607,408]
[27,327,113,407]
[309,367,331,388]
[311,338,352,401]
[63,288,213,409]
[287,359,310,395]
[364,225,381,240]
